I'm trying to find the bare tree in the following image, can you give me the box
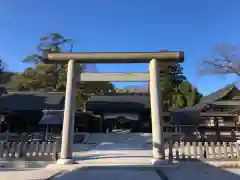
[199,44,240,76]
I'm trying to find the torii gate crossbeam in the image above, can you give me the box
[43,51,184,165]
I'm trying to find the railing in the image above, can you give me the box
[0,141,61,161]
[0,132,85,144]
[166,140,240,160]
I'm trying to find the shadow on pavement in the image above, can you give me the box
[52,161,240,180]
[158,159,240,180]
[52,165,161,180]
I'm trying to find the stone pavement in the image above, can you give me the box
[85,133,153,144]
[72,142,153,165]
[0,142,162,180]
[0,168,63,180]
[53,169,162,180]
[1,162,239,180]
[1,134,240,180]
[159,161,240,180]
[0,165,163,180]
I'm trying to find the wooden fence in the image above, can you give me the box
[0,141,61,161]
[165,140,240,160]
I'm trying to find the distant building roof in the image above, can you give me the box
[0,92,65,112]
[193,83,239,110]
[39,110,98,124]
[88,95,150,106]
[85,95,150,112]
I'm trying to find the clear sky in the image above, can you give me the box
[0,0,239,95]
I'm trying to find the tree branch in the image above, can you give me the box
[200,44,240,76]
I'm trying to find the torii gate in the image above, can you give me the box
[43,52,184,164]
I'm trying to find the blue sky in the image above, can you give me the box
[0,0,239,95]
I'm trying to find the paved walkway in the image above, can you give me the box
[159,162,240,180]
[85,133,152,144]
[72,142,153,165]
[0,168,63,180]
[0,133,240,180]
[0,142,160,180]
[53,169,161,180]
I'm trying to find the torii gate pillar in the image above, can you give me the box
[56,59,77,165]
[149,59,165,160]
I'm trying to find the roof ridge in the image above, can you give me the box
[193,83,238,110]
[201,83,235,100]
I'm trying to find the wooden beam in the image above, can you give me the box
[79,72,150,82]
[210,100,240,106]
[200,112,237,117]
[43,51,184,63]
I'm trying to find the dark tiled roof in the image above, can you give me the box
[86,95,150,112]
[0,92,65,111]
[86,95,150,111]
[40,110,98,124]
[88,95,150,106]
[193,83,238,110]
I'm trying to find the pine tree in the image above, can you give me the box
[160,63,186,109]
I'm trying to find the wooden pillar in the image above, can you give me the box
[215,117,220,141]
[0,115,5,133]
[100,114,104,132]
